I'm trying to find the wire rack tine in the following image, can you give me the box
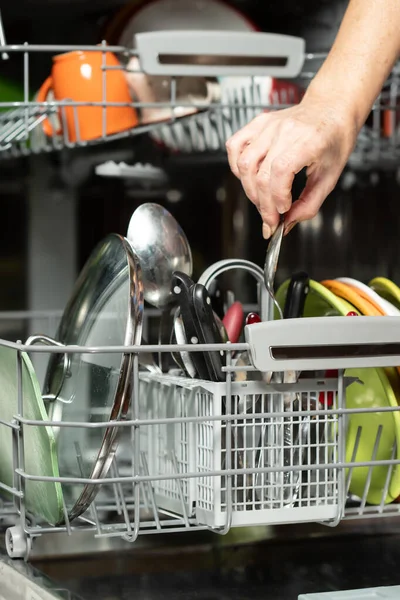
[0,9,9,60]
[74,441,102,536]
[110,460,133,535]
[345,426,362,498]
[359,425,383,513]
[140,452,162,530]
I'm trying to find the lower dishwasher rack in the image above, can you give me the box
[1,314,400,563]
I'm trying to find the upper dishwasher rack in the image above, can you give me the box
[0,26,399,170]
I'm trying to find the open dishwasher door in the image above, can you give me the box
[0,555,84,600]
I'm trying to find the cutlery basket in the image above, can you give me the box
[139,371,342,529]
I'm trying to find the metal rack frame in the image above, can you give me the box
[0,24,399,168]
[1,311,400,559]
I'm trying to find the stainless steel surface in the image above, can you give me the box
[171,308,196,377]
[43,233,144,524]
[281,369,304,505]
[263,215,284,319]
[197,259,270,321]
[126,203,193,309]
[138,337,162,374]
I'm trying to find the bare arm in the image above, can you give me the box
[226,0,400,239]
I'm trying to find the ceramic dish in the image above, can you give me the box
[0,345,63,525]
[275,278,359,320]
[321,280,384,316]
[337,277,400,317]
[369,277,400,311]
[103,0,258,151]
[324,278,400,381]
[275,279,400,504]
[43,233,143,522]
[108,0,257,53]
[344,365,400,504]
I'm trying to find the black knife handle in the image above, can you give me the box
[192,283,226,382]
[283,271,310,319]
[171,272,210,380]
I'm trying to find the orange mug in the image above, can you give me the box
[37,49,138,143]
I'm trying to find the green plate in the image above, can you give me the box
[275,279,400,505]
[0,345,63,525]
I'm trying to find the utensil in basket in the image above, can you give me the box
[281,272,310,502]
[263,215,285,319]
[231,349,264,507]
[255,272,310,507]
[126,202,193,373]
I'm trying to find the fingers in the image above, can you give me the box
[225,113,269,179]
[226,103,350,239]
[256,140,314,236]
[235,125,276,204]
[253,160,280,237]
[284,169,338,232]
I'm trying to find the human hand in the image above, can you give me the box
[225,94,358,238]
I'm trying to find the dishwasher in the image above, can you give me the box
[1,10,400,600]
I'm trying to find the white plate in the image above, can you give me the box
[116,0,258,150]
[336,277,400,316]
[118,0,256,50]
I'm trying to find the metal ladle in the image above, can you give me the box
[263,215,285,319]
[126,203,193,371]
[126,203,193,310]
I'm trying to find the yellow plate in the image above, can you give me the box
[369,277,400,311]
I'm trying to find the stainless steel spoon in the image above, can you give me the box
[126,203,193,309]
[126,203,193,371]
[263,215,285,319]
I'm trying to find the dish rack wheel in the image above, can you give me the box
[5,525,32,560]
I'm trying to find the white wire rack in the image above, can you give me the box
[1,310,400,559]
[0,25,399,169]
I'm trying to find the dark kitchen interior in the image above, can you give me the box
[1,1,400,599]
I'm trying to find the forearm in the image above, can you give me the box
[305,0,400,131]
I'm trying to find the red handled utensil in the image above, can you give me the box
[222,301,244,343]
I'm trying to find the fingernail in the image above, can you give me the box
[262,223,272,239]
[284,221,298,236]
[277,203,290,214]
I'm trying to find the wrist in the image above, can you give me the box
[303,80,362,135]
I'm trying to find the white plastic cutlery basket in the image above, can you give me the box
[139,371,342,528]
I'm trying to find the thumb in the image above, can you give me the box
[284,170,335,230]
